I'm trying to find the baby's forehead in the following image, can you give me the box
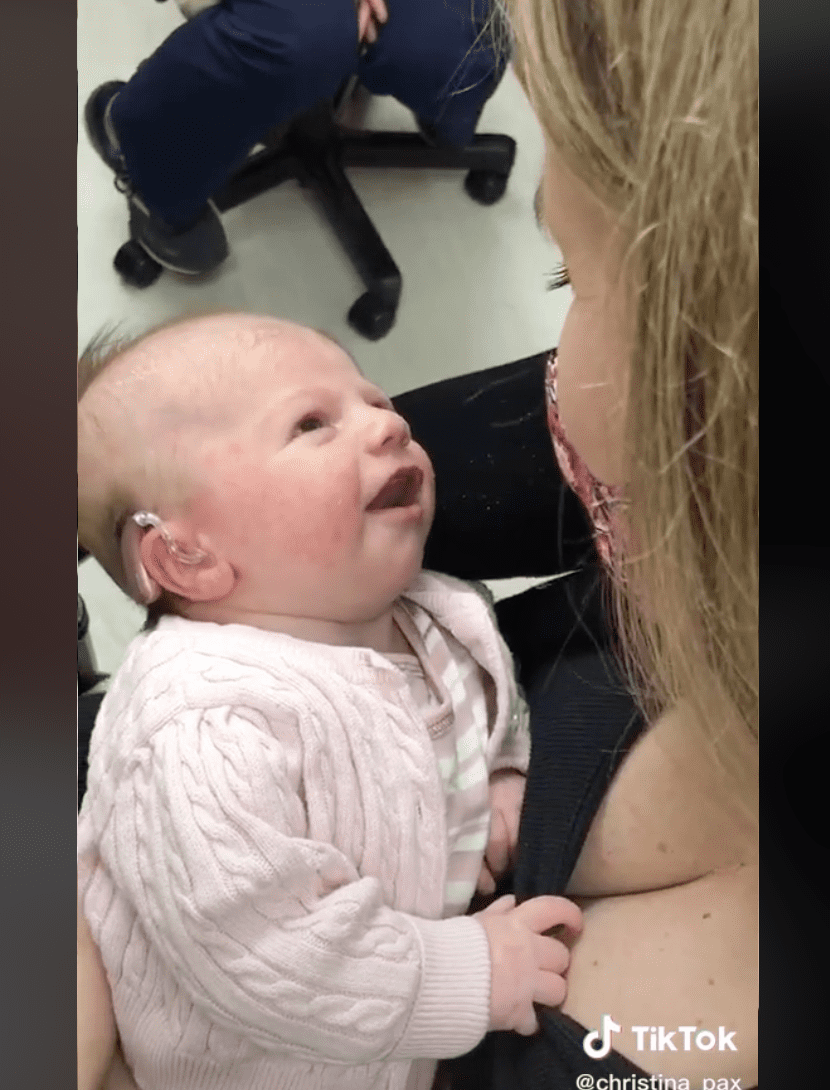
[115,315,359,415]
[162,315,351,376]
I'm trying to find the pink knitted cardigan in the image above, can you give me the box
[78,571,529,1090]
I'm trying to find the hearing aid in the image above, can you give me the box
[120,511,207,605]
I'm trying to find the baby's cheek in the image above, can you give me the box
[258,472,362,568]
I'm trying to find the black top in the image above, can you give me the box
[444,646,756,1089]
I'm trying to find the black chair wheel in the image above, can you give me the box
[464,169,509,206]
[114,240,163,289]
[348,291,397,341]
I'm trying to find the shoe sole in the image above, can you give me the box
[132,237,223,278]
[129,198,228,277]
[84,81,127,173]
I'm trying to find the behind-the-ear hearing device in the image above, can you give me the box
[120,511,207,605]
[131,512,207,564]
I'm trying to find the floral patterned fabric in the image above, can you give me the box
[544,349,625,573]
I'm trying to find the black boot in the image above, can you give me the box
[84,81,229,276]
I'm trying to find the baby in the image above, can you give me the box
[77,313,581,1090]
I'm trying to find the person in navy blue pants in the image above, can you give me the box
[85,0,505,273]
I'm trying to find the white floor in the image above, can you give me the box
[78,0,572,678]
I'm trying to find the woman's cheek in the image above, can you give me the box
[556,298,628,488]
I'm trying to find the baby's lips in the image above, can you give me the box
[366,465,424,510]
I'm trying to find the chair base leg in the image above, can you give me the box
[307,149,401,340]
[300,149,402,310]
[112,99,517,341]
[339,130,516,178]
[217,106,404,338]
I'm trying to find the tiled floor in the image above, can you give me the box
[78,0,571,678]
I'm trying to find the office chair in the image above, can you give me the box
[107,4,516,340]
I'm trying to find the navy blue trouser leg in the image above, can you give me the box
[108,0,504,226]
[110,0,362,226]
[358,0,506,147]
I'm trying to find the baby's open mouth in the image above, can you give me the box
[367,467,424,511]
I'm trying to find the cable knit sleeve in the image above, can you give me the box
[107,705,491,1064]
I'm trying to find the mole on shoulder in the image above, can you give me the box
[703,912,711,919]
[657,841,668,853]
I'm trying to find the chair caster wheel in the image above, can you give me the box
[348,291,397,341]
[114,240,163,289]
[464,170,509,206]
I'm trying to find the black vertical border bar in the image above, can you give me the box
[761,0,830,1087]
[0,1,829,1087]
[0,3,79,1087]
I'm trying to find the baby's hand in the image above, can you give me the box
[356,0,387,44]
[477,770,526,895]
[476,894,583,1035]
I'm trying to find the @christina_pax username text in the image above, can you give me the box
[573,1078,745,1090]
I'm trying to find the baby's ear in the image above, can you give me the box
[126,519,235,605]
[120,516,162,604]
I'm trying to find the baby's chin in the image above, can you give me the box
[342,563,427,621]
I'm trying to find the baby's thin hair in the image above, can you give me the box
[78,313,204,620]
[79,316,357,405]
[78,314,199,404]
[78,325,139,403]
[79,308,281,405]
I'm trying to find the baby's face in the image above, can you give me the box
[180,319,435,624]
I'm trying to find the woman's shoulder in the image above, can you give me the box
[563,861,758,1087]
[554,702,758,1087]
[567,701,758,895]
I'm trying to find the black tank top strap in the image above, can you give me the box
[440,642,651,1089]
[515,645,647,901]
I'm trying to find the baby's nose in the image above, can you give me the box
[371,408,411,448]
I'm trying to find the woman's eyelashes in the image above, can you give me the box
[546,263,571,291]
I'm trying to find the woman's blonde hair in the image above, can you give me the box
[505,0,758,802]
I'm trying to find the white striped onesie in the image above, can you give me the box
[390,597,519,918]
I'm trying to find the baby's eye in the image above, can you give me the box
[294,413,328,434]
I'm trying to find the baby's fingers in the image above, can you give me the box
[476,860,496,896]
[534,933,571,975]
[516,895,583,938]
[356,0,378,43]
[533,968,568,1011]
[514,1008,540,1036]
[485,809,510,878]
[365,0,388,23]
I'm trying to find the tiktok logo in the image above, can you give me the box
[582,1014,622,1059]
